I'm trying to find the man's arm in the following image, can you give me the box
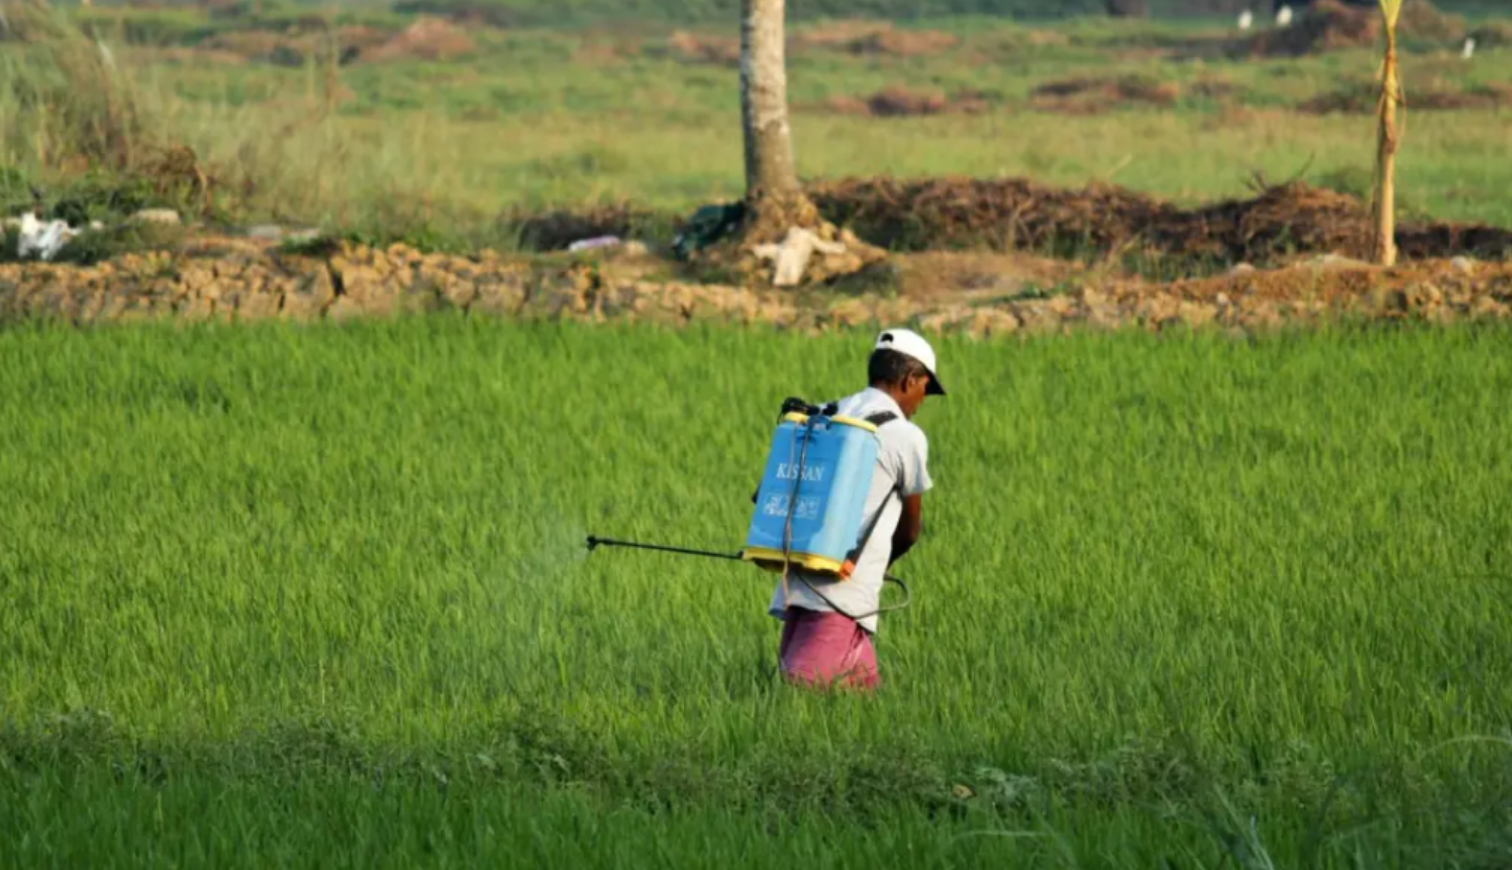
[888,493,923,566]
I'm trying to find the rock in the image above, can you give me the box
[1308,253,1372,270]
[1470,296,1510,319]
[969,308,1019,337]
[129,209,182,227]
[281,269,335,321]
[1139,292,1181,325]
[1377,288,1410,315]
[471,275,529,316]
[1183,301,1218,327]
[178,295,217,321]
[246,225,286,241]
[324,296,367,322]
[1451,256,1476,275]
[1229,263,1256,275]
[1043,294,1075,318]
[236,290,281,320]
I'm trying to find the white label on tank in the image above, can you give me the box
[775,463,826,483]
[762,495,790,517]
[795,497,821,521]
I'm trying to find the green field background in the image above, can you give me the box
[3,319,1511,866]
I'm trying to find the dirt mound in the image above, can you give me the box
[1030,75,1180,114]
[1397,0,1467,43]
[819,86,991,117]
[1238,0,1464,58]
[1299,80,1512,113]
[666,29,739,65]
[1470,22,1512,49]
[791,21,958,56]
[807,176,1512,265]
[671,30,740,65]
[360,17,476,63]
[1239,0,1378,57]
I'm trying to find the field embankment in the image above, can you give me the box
[4,235,1511,333]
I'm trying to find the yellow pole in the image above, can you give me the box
[1373,0,1404,266]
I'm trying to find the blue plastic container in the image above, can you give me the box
[741,412,881,578]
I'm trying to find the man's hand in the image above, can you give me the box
[888,493,923,566]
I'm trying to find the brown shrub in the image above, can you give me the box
[1031,75,1180,114]
[850,29,959,56]
[806,176,1512,264]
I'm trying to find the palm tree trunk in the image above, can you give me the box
[739,0,815,238]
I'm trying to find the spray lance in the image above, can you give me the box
[585,398,913,622]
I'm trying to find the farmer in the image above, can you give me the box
[768,328,943,692]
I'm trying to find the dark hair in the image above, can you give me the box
[868,348,929,389]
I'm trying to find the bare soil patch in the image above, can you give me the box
[1299,80,1512,114]
[1030,75,1180,114]
[816,86,993,118]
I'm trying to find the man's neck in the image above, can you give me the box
[867,384,909,417]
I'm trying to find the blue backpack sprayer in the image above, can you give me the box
[586,398,911,621]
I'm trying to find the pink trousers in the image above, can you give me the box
[777,607,879,691]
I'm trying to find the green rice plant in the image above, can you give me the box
[2,319,1511,867]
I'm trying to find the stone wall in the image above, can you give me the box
[2,242,1509,337]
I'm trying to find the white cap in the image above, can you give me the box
[875,328,945,395]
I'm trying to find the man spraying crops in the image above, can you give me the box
[767,329,943,692]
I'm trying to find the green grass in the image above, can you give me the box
[3,318,1512,866]
[10,7,1512,253]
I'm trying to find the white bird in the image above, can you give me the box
[1239,9,1254,30]
[1462,37,1476,60]
[1276,4,1293,27]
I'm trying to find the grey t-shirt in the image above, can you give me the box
[766,387,933,635]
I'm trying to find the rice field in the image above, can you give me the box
[2,317,1511,867]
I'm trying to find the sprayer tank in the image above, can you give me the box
[741,413,881,577]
